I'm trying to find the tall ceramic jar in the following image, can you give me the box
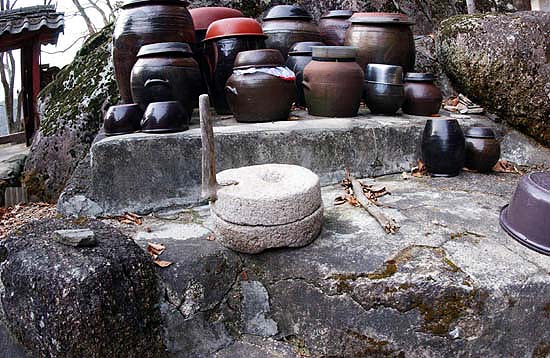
[203,18,266,115]
[303,46,364,117]
[130,42,201,118]
[402,73,442,116]
[421,118,465,177]
[344,13,415,72]
[319,10,353,46]
[285,42,324,107]
[262,5,321,58]
[113,0,195,103]
[225,49,295,123]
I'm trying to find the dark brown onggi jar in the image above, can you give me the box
[262,5,321,58]
[464,127,501,173]
[285,41,325,107]
[344,13,415,72]
[319,10,353,46]
[131,42,201,118]
[303,46,364,117]
[225,49,295,123]
[113,0,195,103]
[402,73,442,116]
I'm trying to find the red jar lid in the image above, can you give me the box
[190,7,243,30]
[204,17,267,41]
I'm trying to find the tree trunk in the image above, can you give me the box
[466,0,477,13]
[513,0,531,10]
[88,0,110,26]
[72,0,96,35]
[0,52,16,133]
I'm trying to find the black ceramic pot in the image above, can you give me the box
[141,101,189,133]
[364,81,404,115]
[131,42,201,118]
[421,118,465,177]
[285,41,324,107]
[203,36,266,114]
[464,127,501,173]
[104,104,143,135]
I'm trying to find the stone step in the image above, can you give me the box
[58,109,550,217]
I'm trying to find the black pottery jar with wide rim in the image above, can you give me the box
[421,118,465,177]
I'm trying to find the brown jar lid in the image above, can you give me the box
[311,46,357,60]
[263,5,313,20]
[464,127,496,139]
[404,72,434,82]
[137,42,193,57]
[288,41,325,56]
[233,49,285,68]
[321,10,353,19]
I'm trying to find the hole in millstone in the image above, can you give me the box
[259,169,284,183]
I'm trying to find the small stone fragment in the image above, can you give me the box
[52,229,97,247]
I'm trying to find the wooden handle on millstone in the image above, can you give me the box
[199,94,218,202]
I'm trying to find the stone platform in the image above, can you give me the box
[58,109,550,216]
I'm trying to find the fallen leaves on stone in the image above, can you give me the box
[0,203,56,240]
[443,94,484,114]
[411,159,429,178]
[146,242,173,268]
[116,212,143,225]
[492,160,524,174]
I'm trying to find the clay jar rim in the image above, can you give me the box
[263,5,313,20]
[349,12,415,25]
[404,72,434,82]
[321,9,354,19]
[288,41,326,56]
[122,0,189,9]
[137,42,194,57]
[189,7,243,30]
[233,49,285,68]
[311,45,357,60]
[464,126,496,139]
[203,17,267,41]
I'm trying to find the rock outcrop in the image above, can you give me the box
[22,25,119,203]
[0,219,163,357]
[437,12,550,146]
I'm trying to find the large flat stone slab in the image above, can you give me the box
[60,109,550,216]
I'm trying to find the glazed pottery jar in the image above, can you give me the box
[104,104,143,136]
[285,41,324,107]
[402,73,442,116]
[364,64,404,114]
[344,12,415,72]
[303,46,364,117]
[131,42,201,118]
[262,5,321,58]
[189,7,244,100]
[203,17,266,115]
[113,0,195,103]
[225,49,295,123]
[141,101,189,132]
[319,10,353,46]
[464,127,501,173]
[421,118,465,177]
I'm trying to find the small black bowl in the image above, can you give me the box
[104,104,143,136]
[141,101,189,133]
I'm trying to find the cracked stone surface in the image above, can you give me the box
[241,281,278,337]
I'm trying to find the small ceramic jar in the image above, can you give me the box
[403,73,443,116]
[464,127,501,173]
[303,46,364,117]
[319,10,353,46]
[421,118,465,177]
[225,49,295,123]
[364,64,404,114]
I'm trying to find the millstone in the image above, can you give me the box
[213,164,322,226]
[211,163,323,253]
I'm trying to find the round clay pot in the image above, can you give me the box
[286,41,324,107]
[303,46,364,117]
[262,5,321,59]
[131,42,201,118]
[364,82,404,115]
[421,118,465,177]
[113,0,195,103]
[319,10,353,46]
[403,73,443,116]
[203,18,266,115]
[226,49,294,123]
[190,7,244,103]
[141,101,189,133]
[464,127,501,173]
[344,13,415,72]
[104,104,143,135]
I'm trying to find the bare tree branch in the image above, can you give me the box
[72,0,97,35]
[87,0,109,26]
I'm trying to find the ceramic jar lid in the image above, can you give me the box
[137,42,193,57]
[365,64,404,84]
[311,46,357,60]
[404,72,434,82]
[349,12,414,25]
[122,0,188,8]
[464,127,496,139]
[321,9,353,18]
[204,17,266,41]
[190,7,243,30]
[263,5,313,20]
[233,49,285,69]
[288,41,325,56]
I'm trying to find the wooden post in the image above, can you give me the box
[20,38,41,146]
[199,94,218,202]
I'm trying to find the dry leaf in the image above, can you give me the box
[147,242,166,259]
[334,196,347,205]
[288,115,301,121]
[411,159,429,177]
[154,260,173,268]
[206,233,216,241]
[241,271,249,281]
[116,212,143,225]
[492,160,523,174]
